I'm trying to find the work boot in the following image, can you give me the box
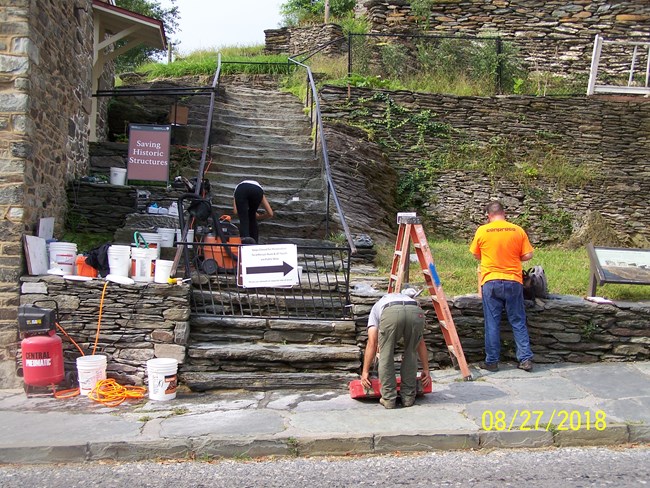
[479,361,499,372]
[401,396,416,408]
[379,397,396,409]
[518,359,533,372]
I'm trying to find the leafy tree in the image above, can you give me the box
[114,0,180,72]
[280,0,356,26]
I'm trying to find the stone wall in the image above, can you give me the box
[265,24,346,56]
[19,276,190,386]
[319,85,650,246]
[0,0,93,388]
[357,0,650,77]
[353,292,650,366]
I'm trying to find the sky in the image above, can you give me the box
[160,0,285,54]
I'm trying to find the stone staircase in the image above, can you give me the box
[173,79,358,391]
[177,83,328,242]
[179,316,360,391]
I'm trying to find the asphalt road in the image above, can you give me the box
[0,446,648,487]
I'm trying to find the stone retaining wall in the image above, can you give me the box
[66,181,188,238]
[319,85,650,246]
[357,0,650,77]
[353,293,650,367]
[0,1,94,388]
[19,276,190,386]
[265,24,346,56]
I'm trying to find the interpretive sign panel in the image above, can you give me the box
[127,124,171,182]
[586,243,650,296]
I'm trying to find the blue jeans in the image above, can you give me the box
[481,280,533,364]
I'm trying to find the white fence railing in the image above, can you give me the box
[587,34,650,96]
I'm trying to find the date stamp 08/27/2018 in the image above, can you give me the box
[481,409,607,432]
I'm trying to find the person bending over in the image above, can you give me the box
[361,288,431,409]
[233,180,273,244]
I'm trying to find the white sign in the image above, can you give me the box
[240,244,299,288]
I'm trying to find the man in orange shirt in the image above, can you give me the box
[469,201,534,372]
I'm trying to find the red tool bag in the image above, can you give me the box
[349,375,432,399]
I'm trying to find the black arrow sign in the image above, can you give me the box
[246,261,294,276]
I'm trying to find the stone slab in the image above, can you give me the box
[558,363,650,399]
[289,407,477,435]
[296,435,374,456]
[480,430,554,449]
[159,409,287,438]
[374,433,480,452]
[554,424,629,447]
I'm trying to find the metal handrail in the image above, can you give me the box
[292,36,347,64]
[287,56,357,255]
[194,53,222,194]
[175,54,222,276]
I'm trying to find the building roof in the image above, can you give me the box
[92,0,167,51]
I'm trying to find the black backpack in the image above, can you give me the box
[523,265,548,300]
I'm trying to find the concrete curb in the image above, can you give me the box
[1,426,648,464]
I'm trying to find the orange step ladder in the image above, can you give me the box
[388,213,472,381]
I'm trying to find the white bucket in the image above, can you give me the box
[146,358,178,401]
[176,229,194,249]
[76,354,107,396]
[156,227,176,248]
[48,242,78,274]
[107,245,131,277]
[138,233,161,258]
[154,259,174,284]
[130,247,156,282]
[109,167,127,186]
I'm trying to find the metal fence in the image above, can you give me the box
[181,241,352,319]
[347,33,619,96]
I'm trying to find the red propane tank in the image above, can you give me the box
[21,331,64,387]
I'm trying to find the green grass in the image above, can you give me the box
[61,232,113,254]
[135,46,292,79]
[373,240,650,301]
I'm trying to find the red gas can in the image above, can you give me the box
[21,331,64,387]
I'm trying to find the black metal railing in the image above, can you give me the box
[287,54,357,255]
[183,241,352,319]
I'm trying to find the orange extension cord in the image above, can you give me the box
[53,281,146,405]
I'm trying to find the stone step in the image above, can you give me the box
[224,86,303,100]
[179,371,357,391]
[209,198,326,217]
[211,144,316,160]
[190,317,356,344]
[216,112,308,124]
[209,177,324,196]
[214,121,310,137]
[209,153,319,168]
[205,171,322,190]
[187,342,360,364]
[213,131,312,148]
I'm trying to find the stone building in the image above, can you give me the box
[0,0,165,387]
